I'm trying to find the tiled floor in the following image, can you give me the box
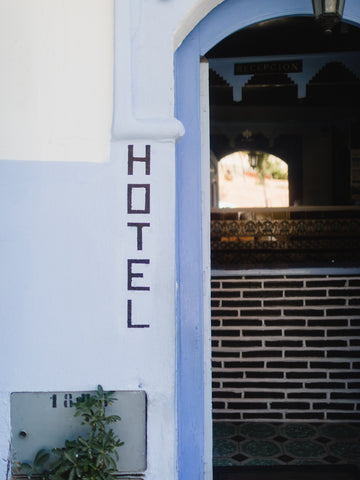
[213,423,360,467]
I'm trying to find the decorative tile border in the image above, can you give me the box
[213,423,360,467]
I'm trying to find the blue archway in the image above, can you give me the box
[175,1,360,478]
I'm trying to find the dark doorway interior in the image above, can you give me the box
[208,15,360,472]
[208,16,360,269]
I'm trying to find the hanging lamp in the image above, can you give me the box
[248,151,258,169]
[312,0,345,33]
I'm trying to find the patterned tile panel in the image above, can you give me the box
[213,422,360,467]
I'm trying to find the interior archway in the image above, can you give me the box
[215,151,289,208]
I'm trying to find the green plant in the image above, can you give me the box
[268,157,288,180]
[254,154,289,182]
[18,385,123,480]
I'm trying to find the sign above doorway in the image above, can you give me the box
[234,60,303,75]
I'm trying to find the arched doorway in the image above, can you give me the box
[175,1,360,478]
[215,152,289,208]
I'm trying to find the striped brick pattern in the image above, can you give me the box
[211,275,360,421]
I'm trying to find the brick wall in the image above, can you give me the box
[211,274,360,421]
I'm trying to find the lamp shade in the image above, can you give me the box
[312,0,345,19]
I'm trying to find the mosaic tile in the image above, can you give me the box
[243,440,281,457]
[232,453,248,463]
[213,422,237,438]
[213,439,238,457]
[213,422,360,467]
[285,440,326,458]
[321,424,359,440]
[244,458,282,466]
[330,442,360,459]
[277,454,294,463]
[324,455,342,464]
[281,423,317,439]
[240,422,276,438]
[315,436,332,444]
[213,457,240,466]
[294,459,325,465]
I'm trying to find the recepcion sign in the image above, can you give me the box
[234,60,303,75]
[11,390,146,474]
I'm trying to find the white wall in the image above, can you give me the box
[0,140,177,479]
[0,0,114,163]
[0,0,223,162]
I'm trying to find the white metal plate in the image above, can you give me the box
[11,390,146,474]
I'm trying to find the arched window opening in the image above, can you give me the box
[217,151,289,208]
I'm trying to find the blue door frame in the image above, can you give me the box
[175,1,360,478]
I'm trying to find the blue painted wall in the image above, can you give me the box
[175,28,204,480]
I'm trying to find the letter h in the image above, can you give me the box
[128,145,151,175]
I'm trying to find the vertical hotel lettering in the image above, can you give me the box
[127,145,151,328]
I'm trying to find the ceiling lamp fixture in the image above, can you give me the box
[312,0,345,33]
[248,151,258,169]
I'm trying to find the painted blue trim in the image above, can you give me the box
[175,1,360,478]
[344,0,360,25]
[198,0,313,55]
[175,27,205,480]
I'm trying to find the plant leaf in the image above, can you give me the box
[19,462,33,472]
[68,466,76,480]
[34,448,50,467]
